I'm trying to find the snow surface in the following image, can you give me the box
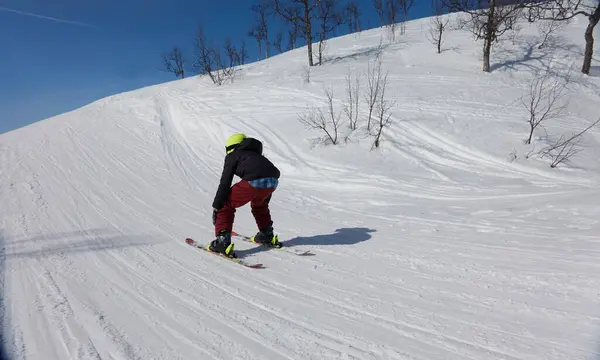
[2,11,600,360]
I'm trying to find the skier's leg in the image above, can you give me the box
[215,180,254,236]
[211,181,255,256]
[250,190,274,231]
[250,189,279,245]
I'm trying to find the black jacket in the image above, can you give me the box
[212,138,280,209]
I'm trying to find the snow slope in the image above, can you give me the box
[2,11,600,360]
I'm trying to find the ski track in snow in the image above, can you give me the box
[2,12,600,360]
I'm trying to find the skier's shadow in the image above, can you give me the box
[237,227,376,257]
[285,227,376,247]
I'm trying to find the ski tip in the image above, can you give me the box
[185,238,195,244]
[248,263,266,269]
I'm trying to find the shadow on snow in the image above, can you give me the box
[285,227,376,247]
[236,227,376,257]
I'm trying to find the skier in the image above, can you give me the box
[208,133,281,257]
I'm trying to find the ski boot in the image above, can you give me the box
[207,230,236,258]
[251,226,281,248]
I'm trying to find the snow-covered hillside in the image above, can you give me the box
[2,11,600,360]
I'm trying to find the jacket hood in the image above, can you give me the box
[236,137,262,154]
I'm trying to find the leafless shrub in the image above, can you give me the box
[161,47,185,79]
[428,14,450,53]
[371,69,394,149]
[537,118,600,167]
[193,25,235,86]
[343,70,361,130]
[364,52,384,133]
[537,18,568,49]
[298,87,344,145]
[521,70,570,144]
[225,39,240,67]
[302,65,311,83]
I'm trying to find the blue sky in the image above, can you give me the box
[0,0,432,134]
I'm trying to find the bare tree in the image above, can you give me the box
[428,0,449,53]
[385,0,400,41]
[316,0,343,65]
[443,0,527,72]
[538,118,600,167]
[343,70,361,130]
[239,40,249,65]
[286,6,302,50]
[537,18,567,49]
[398,0,415,35]
[364,45,384,133]
[521,70,570,145]
[272,31,285,53]
[249,24,264,61]
[193,25,234,85]
[274,0,322,67]
[252,1,273,59]
[525,0,600,74]
[225,38,240,67]
[345,1,362,33]
[373,0,384,26]
[161,47,185,79]
[193,25,215,78]
[298,87,343,145]
[371,69,394,149]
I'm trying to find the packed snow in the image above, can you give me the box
[1,10,600,360]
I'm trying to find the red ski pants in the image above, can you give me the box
[214,180,275,236]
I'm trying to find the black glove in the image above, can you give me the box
[212,208,218,225]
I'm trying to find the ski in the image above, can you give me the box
[231,232,315,256]
[185,238,265,269]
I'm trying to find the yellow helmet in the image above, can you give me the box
[225,133,246,154]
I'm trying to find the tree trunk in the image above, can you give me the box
[483,36,492,72]
[526,125,534,145]
[181,70,185,79]
[305,2,314,66]
[482,0,495,72]
[582,5,600,74]
[263,13,269,59]
[264,31,269,59]
[256,38,262,61]
[437,24,442,54]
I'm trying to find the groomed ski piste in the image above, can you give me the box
[2,8,600,360]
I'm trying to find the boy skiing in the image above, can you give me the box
[208,133,281,257]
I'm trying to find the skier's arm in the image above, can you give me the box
[212,156,236,210]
